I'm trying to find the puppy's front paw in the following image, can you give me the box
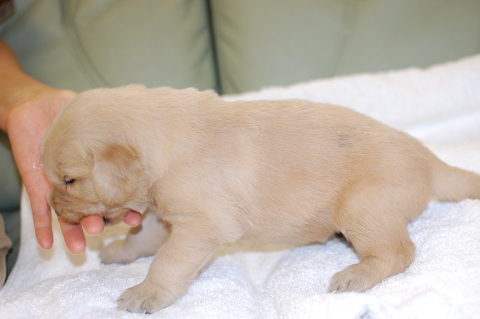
[117,282,173,314]
[328,265,374,293]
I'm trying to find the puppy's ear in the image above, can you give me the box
[91,143,141,205]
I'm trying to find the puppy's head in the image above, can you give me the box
[43,87,149,225]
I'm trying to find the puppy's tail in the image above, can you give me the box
[431,159,480,202]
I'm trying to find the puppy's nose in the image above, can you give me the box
[102,217,109,224]
[54,210,60,217]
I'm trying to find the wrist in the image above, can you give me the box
[0,40,60,132]
[0,75,53,132]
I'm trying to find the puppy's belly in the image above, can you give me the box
[241,212,337,245]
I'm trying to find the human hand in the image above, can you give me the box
[5,85,142,253]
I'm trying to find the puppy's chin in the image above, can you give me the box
[56,209,128,226]
[58,214,86,225]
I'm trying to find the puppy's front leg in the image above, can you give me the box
[100,209,169,264]
[117,217,219,313]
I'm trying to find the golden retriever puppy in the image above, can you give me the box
[42,85,480,313]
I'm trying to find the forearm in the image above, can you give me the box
[0,39,50,132]
[0,39,21,74]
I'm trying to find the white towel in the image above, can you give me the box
[1,55,479,319]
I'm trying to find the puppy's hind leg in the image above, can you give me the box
[328,182,426,293]
[100,209,170,264]
[328,225,415,293]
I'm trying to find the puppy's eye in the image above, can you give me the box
[64,178,75,185]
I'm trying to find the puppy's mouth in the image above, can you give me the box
[101,215,121,225]
[99,208,131,226]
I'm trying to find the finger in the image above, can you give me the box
[23,173,54,249]
[58,217,86,254]
[32,207,53,249]
[81,215,105,236]
[33,214,53,250]
[123,210,142,227]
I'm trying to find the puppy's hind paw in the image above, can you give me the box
[327,265,373,293]
[117,282,173,314]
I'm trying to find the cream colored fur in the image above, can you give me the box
[42,85,480,314]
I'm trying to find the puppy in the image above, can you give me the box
[42,85,480,313]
